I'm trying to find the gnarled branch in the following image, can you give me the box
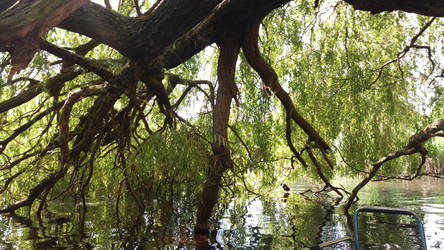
[344,118,444,211]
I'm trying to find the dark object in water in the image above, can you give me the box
[432,241,441,248]
[281,183,290,192]
[49,217,70,224]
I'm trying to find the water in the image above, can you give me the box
[0,177,443,249]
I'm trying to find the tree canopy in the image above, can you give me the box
[0,0,443,233]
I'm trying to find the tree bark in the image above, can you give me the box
[0,0,88,77]
[343,0,444,17]
[2,0,443,76]
[195,31,241,233]
[58,0,291,68]
[58,0,222,59]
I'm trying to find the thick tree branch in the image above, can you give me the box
[242,16,330,152]
[41,41,115,81]
[59,85,105,163]
[0,0,88,78]
[343,0,444,17]
[59,1,221,59]
[159,0,291,69]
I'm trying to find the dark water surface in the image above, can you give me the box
[0,177,443,249]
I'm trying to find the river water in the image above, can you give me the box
[0,177,443,249]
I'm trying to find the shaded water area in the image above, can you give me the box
[0,177,443,249]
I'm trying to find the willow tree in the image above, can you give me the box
[0,0,443,232]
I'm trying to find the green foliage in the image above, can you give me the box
[1,0,443,214]
[126,126,209,199]
[251,1,443,180]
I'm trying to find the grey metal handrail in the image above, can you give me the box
[301,236,354,250]
[303,206,427,249]
[354,206,427,250]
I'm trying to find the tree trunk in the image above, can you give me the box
[195,31,241,233]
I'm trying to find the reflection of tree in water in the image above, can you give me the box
[0,187,200,249]
[357,213,425,249]
[293,189,350,249]
[1,178,442,249]
[0,202,92,249]
[289,202,336,248]
[218,196,255,247]
[112,192,198,249]
[215,192,337,249]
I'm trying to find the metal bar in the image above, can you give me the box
[302,236,354,250]
[353,206,427,250]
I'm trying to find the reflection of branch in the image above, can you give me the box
[370,17,436,86]
[344,118,444,211]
